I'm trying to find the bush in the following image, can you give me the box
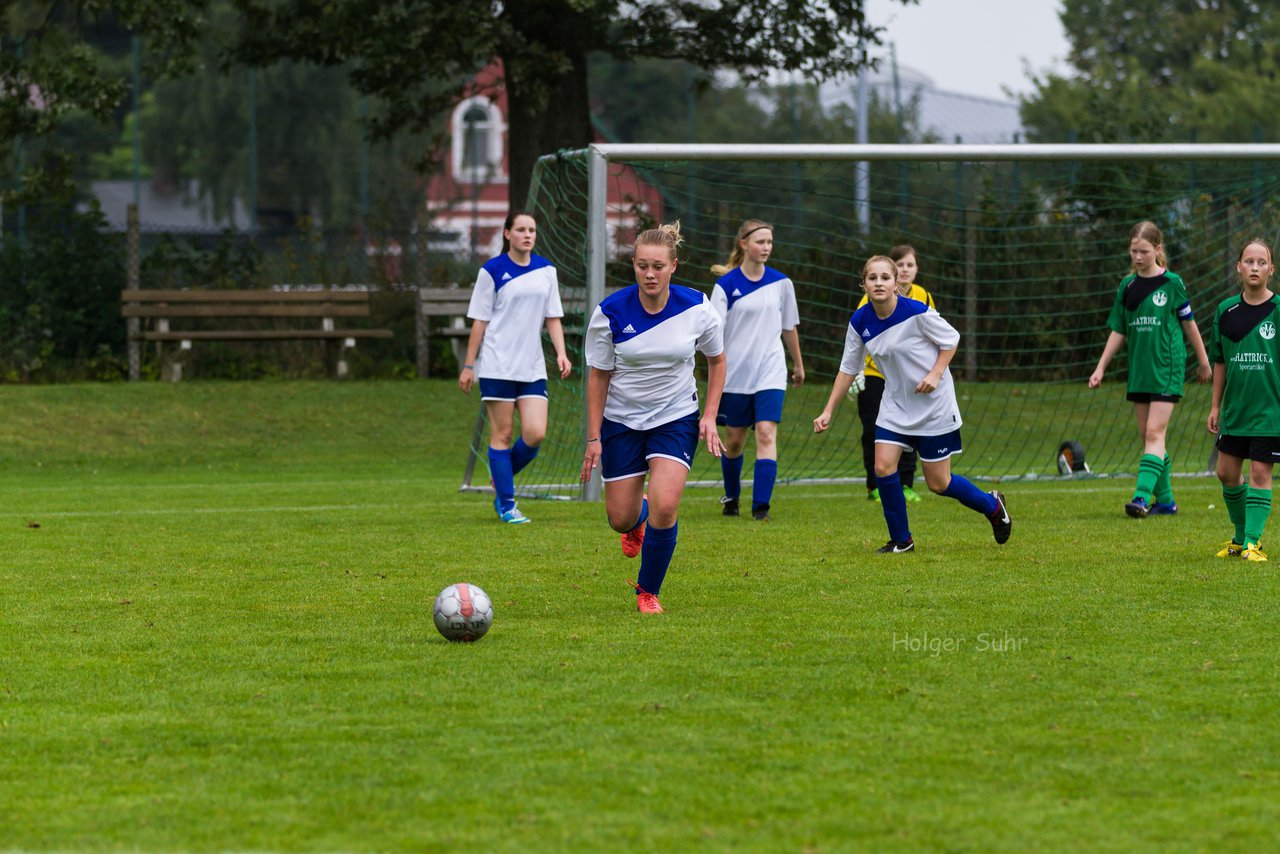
[0,202,126,382]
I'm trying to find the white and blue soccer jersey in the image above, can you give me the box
[839,297,962,436]
[585,284,725,431]
[711,265,800,394]
[466,252,564,382]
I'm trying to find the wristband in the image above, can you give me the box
[586,438,600,443]
[462,363,474,370]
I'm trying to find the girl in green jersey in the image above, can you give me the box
[1088,221,1212,518]
[1207,239,1280,562]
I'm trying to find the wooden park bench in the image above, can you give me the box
[122,289,394,381]
[412,285,627,376]
[415,287,474,376]
[414,285,613,376]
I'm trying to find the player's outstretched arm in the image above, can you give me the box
[783,328,805,386]
[580,368,611,482]
[545,317,573,378]
[1207,363,1226,434]
[1181,318,1212,383]
[1088,330,1126,388]
[699,352,726,457]
[815,371,856,432]
[458,320,488,393]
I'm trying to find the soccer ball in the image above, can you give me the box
[433,583,493,642]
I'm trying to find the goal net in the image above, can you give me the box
[466,143,1280,500]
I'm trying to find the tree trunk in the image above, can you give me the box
[502,52,593,210]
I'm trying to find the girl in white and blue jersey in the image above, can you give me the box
[814,256,1011,553]
[580,222,726,614]
[710,219,805,522]
[460,211,572,524]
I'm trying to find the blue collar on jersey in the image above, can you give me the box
[716,266,787,311]
[600,284,704,343]
[483,253,551,292]
[850,294,929,342]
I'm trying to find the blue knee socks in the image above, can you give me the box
[638,521,677,596]
[488,447,515,512]
[510,437,539,476]
[632,496,649,532]
[753,459,777,511]
[941,475,998,514]
[722,454,744,500]
[877,473,911,543]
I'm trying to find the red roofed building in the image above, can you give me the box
[425,61,663,260]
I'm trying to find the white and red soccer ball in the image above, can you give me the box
[433,583,493,642]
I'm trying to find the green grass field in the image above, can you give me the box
[2,381,1277,852]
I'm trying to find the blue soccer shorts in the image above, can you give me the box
[716,389,785,428]
[874,426,963,462]
[478,377,548,402]
[600,413,700,481]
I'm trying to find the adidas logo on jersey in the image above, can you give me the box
[862,328,871,338]
[622,324,636,334]
[501,272,512,281]
[732,288,742,296]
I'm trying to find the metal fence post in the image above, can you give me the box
[415,209,432,378]
[126,203,141,381]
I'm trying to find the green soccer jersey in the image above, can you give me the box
[1105,271,1193,395]
[1207,293,1280,436]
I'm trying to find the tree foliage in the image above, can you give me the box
[229,0,915,206]
[1020,0,1280,143]
[1,0,205,204]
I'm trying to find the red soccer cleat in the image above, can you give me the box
[621,520,645,558]
[620,494,647,558]
[636,592,664,614]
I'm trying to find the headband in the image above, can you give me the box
[741,225,772,240]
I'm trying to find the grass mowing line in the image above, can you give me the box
[15,503,404,519]
[10,480,1227,518]
[1,475,447,495]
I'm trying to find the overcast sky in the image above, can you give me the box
[863,0,1071,101]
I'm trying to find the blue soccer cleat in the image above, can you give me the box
[498,505,530,525]
[1124,497,1150,518]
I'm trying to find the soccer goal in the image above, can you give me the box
[461,142,1280,501]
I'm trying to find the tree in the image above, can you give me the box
[1,0,205,205]
[230,0,915,208]
[1020,0,1280,144]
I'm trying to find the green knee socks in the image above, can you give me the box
[1245,487,1273,546]
[1154,453,1174,505]
[1223,483,1248,545]
[1134,453,1164,502]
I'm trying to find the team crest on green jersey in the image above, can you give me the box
[1262,321,1276,341]
[1152,290,1168,307]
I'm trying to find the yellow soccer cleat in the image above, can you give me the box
[1216,540,1244,558]
[1242,542,1268,563]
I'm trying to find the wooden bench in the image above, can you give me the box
[123,289,394,381]
[416,287,474,376]
[414,285,610,377]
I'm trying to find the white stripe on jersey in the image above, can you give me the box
[839,297,962,436]
[586,284,724,431]
[711,266,800,394]
[467,253,564,382]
